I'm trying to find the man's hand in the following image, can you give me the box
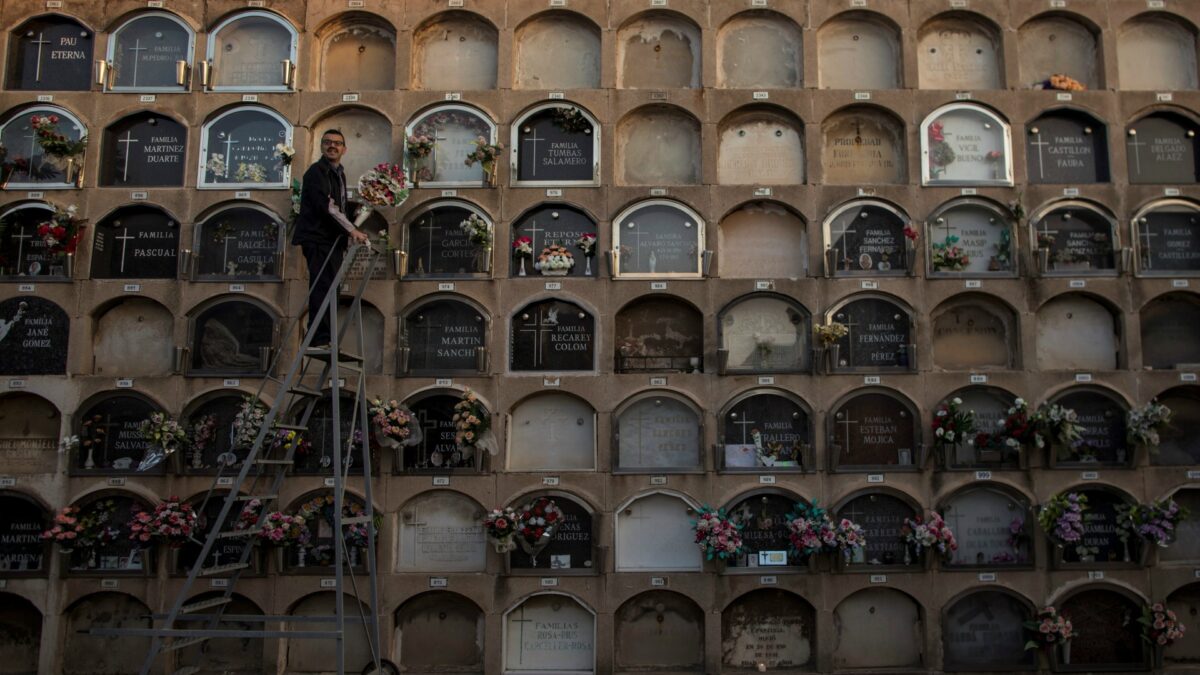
[350,229,369,244]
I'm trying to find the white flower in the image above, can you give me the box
[936,428,945,437]
[1014,398,1025,406]
[952,397,962,405]
[937,410,947,417]
[946,431,955,441]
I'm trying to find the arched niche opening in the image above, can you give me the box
[613,391,702,472]
[397,491,485,572]
[821,106,906,184]
[187,296,276,376]
[0,593,41,672]
[614,493,701,571]
[198,106,292,189]
[0,107,85,188]
[723,491,810,570]
[508,392,595,471]
[828,389,919,470]
[823,199,912,277]
[612,200,706,279]
[207,11,297,92]
[1141,293,1200,369]
[716,11,802,89]
[91,205,180,279]
[917,12,1003,90]
[718,295,812,375]
[927,198,1016,276]
[176,493,263,574]
[939,386,1023,469]
[1048,388,1132,467]
[717,107,804,185]
[717,201,807,279]
[1153,387,1200,466]
[1118,14,1199,91]
[1161,489,1200,562]
[824,294,916,372]
[723,590,816,670]
[504,594,595,672]
[921,103,1013,186]
[817,12,902,89]
[834,491,919,568]
[1035,293,1120,371]
[617,106,702,186]
[400,390,488,473]
[62,492,154,570]
[63,593,151,674]
[617,12,700,89]
[106,12,194,92]
[393,592,484,673]
[175,593,263,672]
[100,112,187,187]
[614,296,703,373]
[0,493,48,574]
[181,392,248,472]
[1018,14,1102,89]
[510,299,595,372]
[339,298,384,375]
[0,296,68,376]
[941,590,1034,670]
[509,203,599,277]
[940,485,1032,567]
[317,14,395,91]
[720,389,812,472]
[616,591,703,671]
[1126,111,1200,184]
[399,296,487,376]
[0,393,60,474]
[513,12,601,90]
[1048,488,1140,565]
[1166,583,1200,664]
[1134,199,1200,275]
[0,203,62,279]
[7,15,93,91]
[1025,109,1110,184]
[307,107,393,188]
[832,588,923,669]
[289,393,372,475]
[511,103,600,186]
[282,492,376,571]
[406,105,497,188]
[1030,200,1118,275]
[402,200,492,278]
[92,297,173,376]
[73,391,163,473]
[192,203,284,280]
[505,493,595,573]
[930,294,1018,371]
[411,12,495,91]
[1058,588,1146,667]
[287,593,373,672]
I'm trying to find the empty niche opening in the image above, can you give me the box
[1036,293,1120,370]
[718,107,804,185]
[1161,490,1200,562]
[287,593,372,671]
[63,593,151,675]
[0,593,41,671]
[1141,292,1200,370]
[394,592,484,671]
[1167,583,1200,663]
[1018,14,1102,89]
[397,491,486,572]
[614,296,703,373]
[412,11,497,91]
[508,392,595,471]
[616,591,703,670]
[718,201,807,279]
[614,391,703,471]
[207,11,297,91]
[931,294,1017,370]
[504,595,595,672]
[832,588,923,669]
[308,107,393,184]
[514,12,601,90]
[0,393,60,474]
[939,485,1032,565]
[617,12,700,89]
[1058,589,1145,667]
[1152,387,1200,465]
[716,11,802,89]
[942,591,1034,670]
[917,12,1004,90]
[821,106,906,184]
[722,590,815,670]
[617,106,701,185]
[817,12,902,90]
[1118,14,1199,91]
[92,297,174,376]
[188,297,276,376]
[318,14,396,91]
[615,494,701,571]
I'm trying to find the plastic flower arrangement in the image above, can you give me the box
[459,213,491,248]
[535,243,575,273]
[1042,73,1087,92]
[483,507,519,553]
[931,397,976,454]
[356,163,410,210]
[139,412,187,453]
[233,162,267,183]
[36,203,86,256]
[693,506,745,561]
[463,136,504,174]
[274,142,294,166]
[1127,400,1172,451]
[931,236,971,271]
[833,518,867,563]
[975,397,1039,455]
[1140,602,1186,647]
[41,506,82,547]
[928,121,956,177]
[903,224,919,241]
[405,134,435,160]
[551,106,591,134]
[1024,606,1075,650]
[205,153,227,178]
[1034,403,1084,457]
[901,512,959,563]
[232,396,269,448]
[29,114,87,158]
[512,236,534,258]
[1118,498,1188,548]
[786,501,837,558]
[128,497,197,548]
[576,233,597,256]
[42,500,121,551]
[452,389,489,450]
[516,497,562,552]
[1039,492,1094,558]
[368,397,419,447]
[814,322,849,348]
[256,511,310,547]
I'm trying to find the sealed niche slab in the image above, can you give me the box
[1127,113,1200,185]
[402,298,485,375]
[824,200,911,276]
[403,393,479,472]
[1018,15,1101,89]
[509,495,593,572]
[725,493,806,568]
[942,591,1033,670]
[1135,201,1200,274]
[320,19,395,91]
[93,298,173,376]
[183,394,244,471]
[828,296,914,370]
[717,108,804,185]
[397,491,485,572]
[1153,388,1200,465]
[832,589,922,668]
[74,395,158,472]
[821,107,906,184]
[717,202,807,279]
[1032,203,1117,274]
[509,393,595,471]
[395,592,484,672]
[717,11,802,89]
[615,394,701,471]
[412,12,495,91]
[1167,584,1200,663]
[613,201,705,278]
[343,223,389,283]
[0,297,68,375]
[1141,293,1200,369]
[176,595,261,673]
[619,106,702,185]
[404,202,490,277]
[719,295,810,373]
[338,299,384,376]
[209,12,295,90]
[1035,294,1118,370]
[615,494,701,571]
[108,13,193,91]
[614,297,703,373]
[288,594,372,671]
[922,104,1013,186]
[100,113,187,186]
[513,105,598,185]
[945,387,1020,467]
[928,200,1015,276]
[514,13,600,90]
[0,109,85,188]
[63,593,151,675]
[917,14,1003,90]
[0,595,40,671]
[408,106,494,187]
[941,487,1029,566]
[722,590,814,669]
[837,493,917,566]
[617,13,700,89]
[1117,15,1198,91]
[0,495,46,573]
[830,392,916,469]
[0,204,68,279]
[1059,590,1144,667]
[91,205,179,279]
[295,396,366,474]
[615,591,703,671]
[504,594,594,672]
[510,299,594,372]
[0,393,60,474]
[198,107,291,188]
[817,12,902,90]
[308,108,392,189]
[722,392,809,470]
[510,204,597,277]
[931,295,1015,371]
[7,16,93,90]
[189,299,273,376]
[1026,111,1109,184]
[1051,389,1130,466]
[1161,490,1200,561]
[1059,489,1139,564]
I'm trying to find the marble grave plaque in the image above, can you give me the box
[201,109,288,187]
[616,396,701,470]
[111,15,190,89]
[1026,113,1108,184]
[0,496,45,573]
[510,299,594,371]
[92,206,179,279]
[832,298,912,369]
[510,204,597,278]
[723,393,808,470]
[406,204,487,277]
[838,493,916,565]
[516,107,596,183]
[616,202,701,275]
[102,113,187,187]
[504,595,594,672]
[9,17,92,90]
[195,207,281,279]
[832,393,915,468]
[1138,204,1200,273]
[76,395,157,472]
[925,107,1010,185]
[405,300,485,374]
[0,297,68,375]
[727,494,803,567]
[722,590,814,669]
[827,202,909,275]
[1127,114,1200,185]
[943,592,1032,669]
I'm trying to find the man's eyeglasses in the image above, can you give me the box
[321,139,345,147]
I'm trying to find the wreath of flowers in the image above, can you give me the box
[901,512,958,562]
[1024,606,1075,650]
[1140,602,1186,647]
[1128,400,1172,450]
[931,397,976,455]
[515,497,561,550]
[368,397,417,445]
[42,499,122,550]
[453,389,490,450]
[36,203,86,256]
[535,243,575,272]
[693,506,745,561]
[129,497,197,548]
[483,507,519,552]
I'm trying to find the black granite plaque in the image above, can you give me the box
[405,204,487,277]
[1036,207,1116,272]
[511,299,594,371]
[1026,113,1108,184]
[0,496,46,573]
[177,497,250,572]
[1062,490,1139,564]
[1060,590,1144,666]
[832,298,912,370]
[0,111,81,186]
[190,301,273,376]
[727,494,803,567]
[1055,391,1128,465]
[66,497,149,571]
[828,203,908,274]
[111,15,190,89]
[510,497,594,570]
[91,206,178,279]
[0,205,70,278]
[510,204,598,277]
[183,395,243,472]
[201,109,288,187]
[295,395,365,474]
[722,394,809,470]
[405,394,475,471]
[75,395,157,472]
[1138,206,1200,273]
[838,493,916,566]
[516,107,595,183]
[832,393,916,468]
[615,203,701,275]
[1141,295,1200,370]
[943,592,1033,669]
[7,17,93,91]
[1128,114,1200,185]
[405,300,485,374]
[0,297,68,375]
[615,298,703,373]
[196,207,281,279]
[101,113,187,187]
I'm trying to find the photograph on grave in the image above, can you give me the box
[0,393,60,474]
[725,493,808,569]
[406,105,496,187]
[512,103,599,185]
[1026,110,1109,184]
[941,591,1034,670]
[1049,389,1131,466]
[292,394,370,475]
[719,295,811,373]
[193,205,283,280]
[0,108,86,188]
[394,592,484,673]
[174,594,263,672]
[926,199,1016,276]
[175,493,261,574]
[309,107,393,189]
[107,12,193,91]
[1058,589,1145,667]
[917,14,1003,90]
[941,387,1022,468]
[1030,201,1117,275]
[92,298,174,377]
[825,296,914,371]
[1126,112,1200,184]
[401,392,481,472]
[614,392,702,471]
[1117,15,1199,92]
[1162,491,1200,562]
[396,491,486,572]
[836,492,919,566]
[617,13,701,89]
[412,12,495,91]
[6,16,93,91]
[188,298,274,376]
[821,106,907,184]
[717,12,803,89]
[90,205,179,279]
[61,495,153,572]
[615,493,701,571]
[510,299,595,372]
[717,201,807,279]
[1055,489,1141,565]
[508,494,594,572]
[722,590,815,670]
[721,391,810,471]
[510,204,598,277]
[198,107,291,188]
[614,297,703,373]
[618,106,702,186]
[615,591,704,671]
[612,200,704,278]
[832,589,922,669]
[401,297,486,375]
[288,593,373,670]
[0,594,41,671]
[0,494,47,574]
[1018,15,1102,89]
[1036,293,1119,371]
[282,492,375,570]
[717,107,804,186]
[208,11,297,91]
[1134,200,1200,275]
[73,393,160,473]
[829,391,917,470]
[63,593,151,673]
[921,103,1013,186]
[816,12,902,90]
[514,13,601,90]
[503,594,595,673]
[940,486,1031,566]
[1141,293,1200,370]
[182,394,248,472]
[320,15,397,91]
[931,294,1017,371]
[1151,387,1200,465]
[404,201,492,277]
[0,297,68,375]
[823,199,912,276]
[509,393,595,471]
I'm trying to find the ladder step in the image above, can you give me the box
[255,459,293,465]
[341,516,372,526]
[163,636,209,652]
[181,597,232,614]
[235,494,277,502]
[198,562,249,576]
[288,385,322,398]
[214,528,259,539]
[305,347,364,363]
[273,423,307,432]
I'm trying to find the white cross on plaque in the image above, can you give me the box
[624,220,648,270]
[731,412,757,444]
[1139,221,1159,270]
[934,216,955,242]
[1029,132,1051,180]
[836,409,860,455]
[427,125,450,179]
[831,217,858,271]
[23,130,40,175]
[11,227,33,272]
[221,135,239,178]
[1127,133,1148,176]
[523,129,544,177]
[126,39,148,86]
[220,230,237,270]
[114,227,135,273]
[118,130,140,182]
[29,32,51,82]
[518,307,556,368]
[510,606,535,665]
[415,408,441,468]
[1037,219,1060,249]
[419,217,440,271]
[522,218,544,249]
[839,314,859,364]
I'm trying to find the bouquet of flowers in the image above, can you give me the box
[786,501,837,558]
[257,511,310,547]
[342,500,380,550]
[1039,492,1093,558]
[483,507,519,553]
[931,397,976,455]
[275,142,294,166]
[535,243,575,274]
[29,114,87,159]
[513,236,533,259]
[460,213,491,248]
[1042,73,1086,91]
[815,322,849,348]
[296,494,377,553]
[693,506,745,561]
[206,154,227,178]
[36,203,86,256]
[464,137,504,177]
[928,121,956,177]
[137,412,188,471]
[1034,403,1084,458]
[43,500,121,551]
[901,512,958,563]
[975,397,1038,455]
[1118,498,1188,548]
[128,497,197,548]
[1024,606,1075,650]
[1140,602,1186,647]
[931,236,971,271]
[234,162,267,183]
[235,498,263,532]
[833,518,867,563]
[577,233,597,256]
[41,506,83,548]
[551,106,591,134]
[189,414,218,465]
[356,162,410,226]
[368,397,421,448]
[232,396,269,448]
[903,224,919,241]
[516,497,562,562]
[453,388,496,455]
[1127,400,1172,450]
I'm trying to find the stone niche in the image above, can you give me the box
[829,391,917,469]
[510,204,598,277]
[1031,202,1118,274]
[931,294,1017,371]
[614,297,703,373]
[824,200,911,276]
[941,486,1030,566]
[63,593,151,675]
[287,593,372,673]
[74,394,159,473]
[836,492,918,566]
[942,591,1033,670]
[0,594,40,672]
[508,392,595,470]
[404,201,491,277]
[194,205,283,280]
[510,300,595,373]
[716,11,802,89]
[397,491,486,572]
[504,594,595,672]
[1161,490,1200,561]
[283,492,375,569]
[1118,15,1199,91]
[108,12,193,91]
[927,199,1016,276]
[188,298,275,376]
[1057,489,1139,564]
[340,299,384,375]
[0,393,59,474]
[721,391,810,472]
[0,297,68,376]
[618,106,702,185]
[293,395,367,474]
[717,107,804,185]
[0,108,84,188]
[209,11,295,91]
[513,104,599,185]
[100,112,188,187]
[401,296,486,375]
[817,12,902,89]
[6,16,93,91]
[615,493,701,571]
[394,592,484,673]
[514,12,601,90]
[1052,389,1130,466]
[1026,109,1110,184]
[942,387,1021,468]
[0,494,47,573]
[1059,589,1144,667]
[922,103,1013,185]
[411,12,496,91]
[917,13,1003,90]
[92,298,174,376]
[722,590,815,670]
[821,106,906,184]
[1141,293,1200,369]
[725,492,807,568]
[199,107,291,189]
[1167,583,1200,664]
[1153,388,1200,465]
[832,589,922,669]
[1135,200,1200,274]
[719,295,811,374]
[402,392,482,472]
[1018,14,1102,89]
[307,107,393,188]
[176,494,255,573]
[717,202,807,279]
[827,295,915,371]
[507,493,594,572]
[408,105,495,187]
[614,392,702,471]
[1035,293,1119,370]
[65,495,152,569]
[1126,112,1200,185]
[318,14,396,91]
[91,205,180,279]
[176,594,262,672]
[615,591,703,672]
[617,12,701,89]
[0,204,62,279]
[182,393,245,471]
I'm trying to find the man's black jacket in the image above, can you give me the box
[291,156,352,246]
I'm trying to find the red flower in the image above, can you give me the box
[929,122,945,143]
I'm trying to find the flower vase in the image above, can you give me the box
[1058,640,1071,666]
[904,546,913,565]
[349,547,359,567]
[297,546,307,568]
[353,205,373,229]
[1154,645,1164,669]
[542,267,569,276]
[484,167,497,188]
[825,344,840,374]
[84,444,95,469]
[518,258,527,276]
[585,256,592,275]
[474,247,490,273]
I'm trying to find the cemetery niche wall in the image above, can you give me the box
[0,493,47,575]
[513,12,601,90]
[614,492,701,571]
[308,107,393,188]
[921,103,1013,186]
[618,105,702,186]
[1140,292,1200,369]
[612,200,705,278]
[393,592,484,673]
[0,296,68,375]
[616,12,701,90]
[100,113,187,187]
[1150,387,1200,465]
[1051,487,1142,566]
[722,589,816,670]
[503,593,595,673]
[292,393,371,475]
[198,106,291,189]
[0,393,59,474]
[1047,387,1132,467]
[91,297,174,376]
[835,491,919,567]
[720,390,811,471]
[926,199,1016,276]
[1057,587,1146,668]
[317,13,396,92]
[828,390,918,470]
[717,202,807,279]
[1117,14,1199,92]
[403,201,492,277]
[823,200,912,277]
[400,391,485,473]
[0,593,41,672]
[1166,583,1200,664]
[816,11,902,90]
[1030,201,1118,275]
[716,11,803,89]
[939,387,1023,468]
[1160,488,1200,563]
[511,103,600,186]
[939,484,1032,566]
[7,15,93,91]
[823,295,916,372]
[613,391,702,472]
[724,491,811,570]
[615,591,704,672]
[182,392,251,472]
[287,593,373,671]
[62,592,151,674]
[508,392,595,471]
[192,204,283,280]
[396,490,486,572]
[506,492,594,573]
[1126,111,1200,184]
[916,13,1004,90]
[207,11,297,92]
[1035,293,1120,371]
[281,492,376,571]
[90,205,179,279]
[510,299,595,372]
[400,296,487,376]
[187,297,275,376]
[831,588,923,669]
[510,204,598,277]
[106,12,194,92]
[0,108,86,189]
[72,392,161,474]
[941,589,1034,670]
[930,294,1018,371]
[174,593,263,672]
[717,107,805,185]
[411,12,494,91]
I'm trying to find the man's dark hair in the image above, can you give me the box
[321,128,345,141]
